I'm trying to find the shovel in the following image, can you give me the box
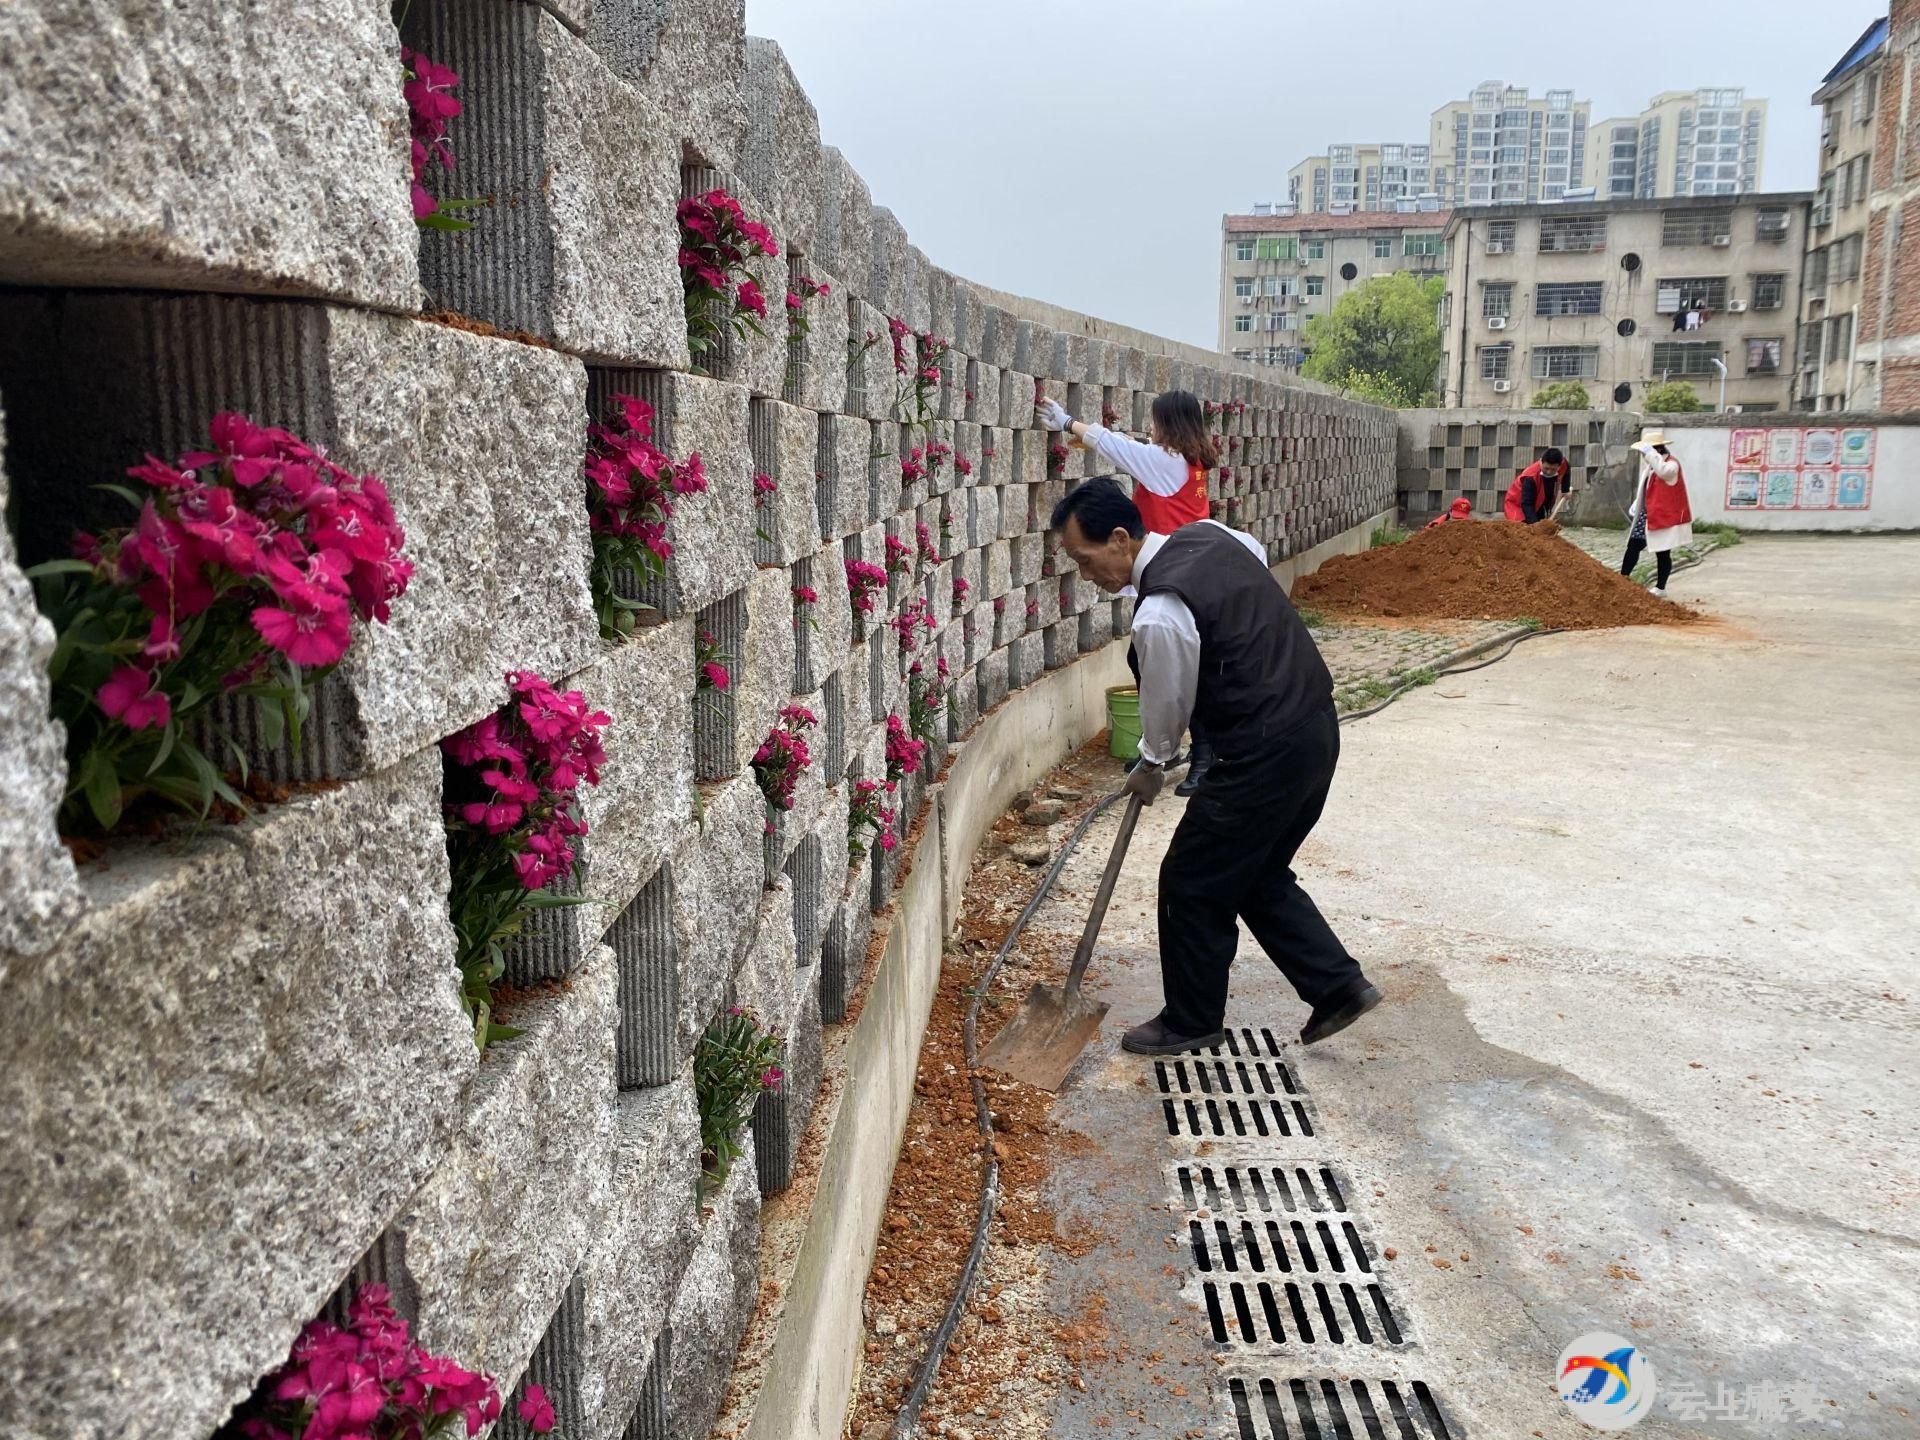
[978,792,1144,1091]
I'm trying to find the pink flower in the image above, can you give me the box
[785,291,803,311]
[97,666,170,730]
[518,1384,557,1434]
[753,471,778,496]
[792,584,818,605]
[736,279,768,318]
[761,1065,785,1091]
[701,661,731,691]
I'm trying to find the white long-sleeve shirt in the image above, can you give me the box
[1129,524,1269,764]
[1081,425,1191,501]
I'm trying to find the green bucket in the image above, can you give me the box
[1106,685,1142,761]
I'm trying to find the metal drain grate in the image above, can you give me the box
[1155,1057,1301,1098]
[1163,1095,1315,1140]
[1228,1376,1458,1439]
[1188,1216,1373,1276]
[1175,1163,1350,1215]
[1201,1279,1405,1348]
[1196,1026,1291,1058]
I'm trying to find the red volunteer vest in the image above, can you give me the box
[1643,460,1692,529]
[1502,462,1557,522]
[1135,463,1210,534]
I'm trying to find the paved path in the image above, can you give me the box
[998,536,1918,1439]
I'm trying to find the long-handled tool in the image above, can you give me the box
[977,792,1144,1091]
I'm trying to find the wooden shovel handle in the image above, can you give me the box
[1063,794,1144,1001]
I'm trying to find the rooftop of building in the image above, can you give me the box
[1438,190,1814,238]
[1816,16,1889,97]
[1223,208,1452,235]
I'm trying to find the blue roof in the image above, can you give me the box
[1823,16,1889,87]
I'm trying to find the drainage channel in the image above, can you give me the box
[1146,1030,1466,1439]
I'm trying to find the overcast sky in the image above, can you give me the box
[744,0,1885,349]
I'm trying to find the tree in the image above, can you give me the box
[1300,273,1444,405]
[1643,381,1706,413]
[1530,381,1592,409]
[1326,369,1423,408]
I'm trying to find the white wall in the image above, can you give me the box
[1659,422,1920,531]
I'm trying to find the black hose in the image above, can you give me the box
[890,792,1122,1440]
[1338,625,1564,723]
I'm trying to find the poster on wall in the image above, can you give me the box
[1725,427,1876,511]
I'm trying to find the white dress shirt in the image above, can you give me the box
[1129,523,1269,765]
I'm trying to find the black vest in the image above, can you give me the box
[1138,525,1332,758]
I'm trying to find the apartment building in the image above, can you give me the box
[1431,83,1591,206]
[1585,89,1769,200]
[1287,142,1438,214]
[1219,205,1450,369]
[1800,19,1887,409]
[1436,194,1810,411]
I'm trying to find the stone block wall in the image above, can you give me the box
[0,5,1396,1439]
[1393,407,1646,526]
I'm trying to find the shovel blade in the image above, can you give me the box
[977,983,1111,1092]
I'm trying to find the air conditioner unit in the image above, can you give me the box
[1487,316,1508,330]
[1239,296,1254,305]
[1711,235,1731,247]
[1727,299,1748,312]
[1492,379,1514,393]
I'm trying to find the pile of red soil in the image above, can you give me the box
[1291,520,1699,630]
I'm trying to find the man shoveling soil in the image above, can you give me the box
[1050,477,1381,1054]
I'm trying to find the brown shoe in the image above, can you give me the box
[1120,1015,1227,1055]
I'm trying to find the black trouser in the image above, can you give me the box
[1156,705,1366,1035]
[1620,538,1672,588]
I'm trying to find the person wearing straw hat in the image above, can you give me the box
[1621,428,1692,598]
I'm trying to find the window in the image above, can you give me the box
[1233,277,1254,299]
[1834,234,1863,283]
[1480,345,1512,380]
[1745,337,1783,374]
[1806,247,1829,296]
[1233,315,1254,333]
[1661,209,1734,246]
[1256,237,1297,261]
[1277,313,1299,331]
[1853,72,1878,125]
[1303,239,1326,260]
[1371,237,1393,258]
[1305,275,1325,296]
[1751,272,1786,309]
[1482,282,1514,318]
[1403,234,1443,257]
[1486,220,1516,254]
[1655,277,1729,312]
[1828,311,1854,358]
[1532,346,1598,379]
[1755,206,1792,242]
[1539,215,1607,252]
[1651,341,1724,376]
[1233,238,1255,261]
[1536,282,1604,316]
[1262,275,1282,296]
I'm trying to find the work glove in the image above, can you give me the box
[1036,398,1072,432]
[1121,760,1164,807]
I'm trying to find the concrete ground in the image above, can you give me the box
[1006,535,1919,1439]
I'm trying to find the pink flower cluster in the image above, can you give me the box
[899,450,927,485]
[908,655,952,744]
[791,584,818,606]
[1101,404,1120,428]
[885,713,927,784]
[785,274,831,345]
[585,393,707,572]
[951,575,970,610]
[884,534,914,576]
[848,777,897,860]
[678,189,778,291]
[443,672,610,891]
[84,413,411,732]
[914,521,942,565]
[230,1284,500,1440]
[1048,441,1069,470]
[401,48,462,221]
[753,471,778,507]
[517,1385,557,1434]
[889,597,934,653]
[696,629,731,692]
[752,704,817,812]
[922,439,953,476]
[845,557,887,615]
[954,454,973,479]
[886,316,912,376]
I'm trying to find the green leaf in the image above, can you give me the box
[255,697,285,752]
[81,749,124,830]
[93,482,148,512]
[144,722,178,778]
[483,1021,525,1046]
[417,211,474,233]
[23,558,96,579]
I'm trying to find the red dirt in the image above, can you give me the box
[1290,519,1701,631]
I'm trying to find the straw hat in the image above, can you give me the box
[1635,427,1668,449]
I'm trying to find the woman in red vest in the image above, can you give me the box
[1502,448,1567,523]
[1038,389,1223,790]
[1621,429,1692,598]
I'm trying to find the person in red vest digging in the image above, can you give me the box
[1426,496,1474,529]
[1620,429,1692,598]
[1039,390,1229,795]
[1502,448,1568,524]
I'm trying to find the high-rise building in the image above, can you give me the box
[1287,143,1438,214]
[1430,83,1591,207]
[1585,89,1769,200]
[1219,202,1450,370]
[1803,19,1887,409]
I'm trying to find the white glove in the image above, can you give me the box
[1037,398,1072,432]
